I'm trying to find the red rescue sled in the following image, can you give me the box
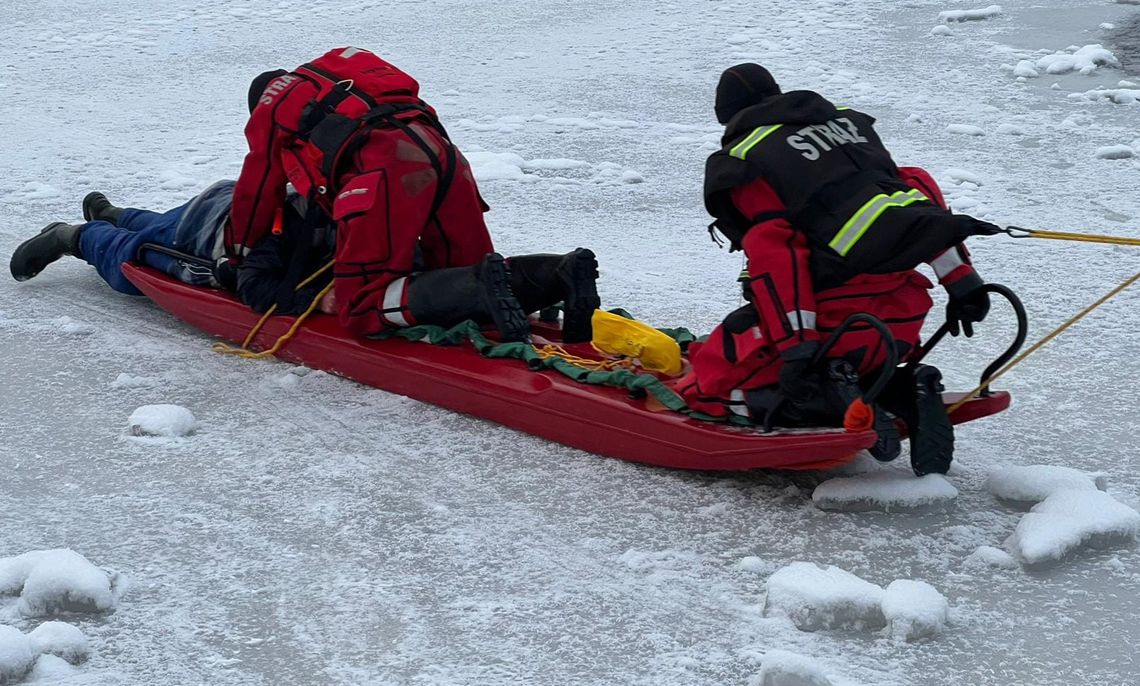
[122,263,1010,471]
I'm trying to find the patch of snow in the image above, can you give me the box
[1012,60,1039,78]
[27,653,81,680]
[1070,87,1139,105]
[812,472,958,513]
[522,158,591,171]
[930,25,952,37]
[27,622,88,664]
[465,150,531,182]
[0,549,124,617]
[1095,145,1135,160]
[987,465,1108,505]
[996,123,1025,135]
[15,182,61,201]
[49,317,93,336]
[964,546,1019,569]
[1036,44,1119,76]
[1006,490,1140,565]
[764,562,885,631]
[620,170,645,184]
[0,625,35,684]
[738,556,774,574]
[938,5,1002,23]
[109,373,157,389]
[755,650,833,686]
[881,580,949,641]
[127,404,196,438]
[946,124,985,136]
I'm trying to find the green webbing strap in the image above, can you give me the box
[375,318,754,426]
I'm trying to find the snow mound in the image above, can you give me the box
[812,472,958,513]
[1005,490,1140,565]
[1070,87,1140,105]
[964,545,1018,569]
[987,465,1107,505]
[1012,60,1039,78]
[127,404,196,437]
[946,124,985,136]
[939,5,1002,23]
[1095,145,1135,160]
[465,150,532,182]
[764,562,885,631]
[0,625,35,683]
[28,622,88,663]
[109,373,157,389]
[755,650,833,686]
[930,25,952,37]
[1036,44,1119,76]
[0,549,124,616]
[28,654,80,680]
[882,580,949,641]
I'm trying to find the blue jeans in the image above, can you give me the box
[78,207,186,296]
[77,181,234,295]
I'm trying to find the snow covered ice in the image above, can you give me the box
[126,404,196,438]
[0,550,124,617]
[987,464,1108,505]
[0,621,88,684]
[763,562,886,632]
[938,6,1004,23]
[812,471,959,513]
[1005,490,1140,565]
[2,0,1140,683]
[881,580,950,641]
[754,650,834,686]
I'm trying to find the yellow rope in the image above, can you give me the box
[1011,228,1140,247]
[533,343,634,371]
[213,260,335,359]
[948,269,1140,414]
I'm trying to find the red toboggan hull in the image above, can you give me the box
[123,263,1010,471]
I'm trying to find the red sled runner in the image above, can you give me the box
[122,262,1016,471]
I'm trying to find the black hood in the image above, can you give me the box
[722,90,838,144]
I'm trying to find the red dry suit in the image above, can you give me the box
[228,47,493,335]
[671,167,981,419]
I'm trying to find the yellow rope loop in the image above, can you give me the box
[214,260,336,359]
[1013,228,1140,247]
[948,269,1140,414]
[533,343,634,371]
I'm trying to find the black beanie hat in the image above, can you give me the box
[248,69,289,113]
[714,63,781,124]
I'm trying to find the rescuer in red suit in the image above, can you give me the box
[229,47,599,343]
[671,64,1001,476]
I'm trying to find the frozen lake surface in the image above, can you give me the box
[1,0,1139,684]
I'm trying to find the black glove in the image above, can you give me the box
[778,341,824,403]
[213,258,238,291]
[945,273,990,337]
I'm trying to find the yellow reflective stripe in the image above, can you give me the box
[836,106,851,111]
[829,189,928,256]
[729,124,783,159]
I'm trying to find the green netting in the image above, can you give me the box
[375,317,754,426]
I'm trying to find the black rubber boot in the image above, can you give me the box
[10,222,84,282]
[406,253,530,342]
[82,192,124,225]
[908,364,954,476]
[824,360,901,461]
[508,248,600,343]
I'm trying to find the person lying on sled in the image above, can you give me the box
[7,181,340,315]
[228,46,600,343]
[12,52,601,335]
[671,64,1001,476]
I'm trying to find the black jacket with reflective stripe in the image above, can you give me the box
[704,91,973,289]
